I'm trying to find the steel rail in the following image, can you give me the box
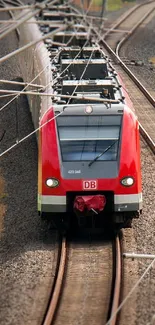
[101,45,155,154]
[0,4,132,324]
[91,33,155,154]
[115,5,155,56]
[1,0,154,159]
[103,4,140,40]
[139,124,155,154]
[103,0,155,40]
[114,6,155,155]
[107,236,122,325]
[43,236,67,325]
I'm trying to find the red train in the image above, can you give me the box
[18,8,142,231]
[37,47,142,230]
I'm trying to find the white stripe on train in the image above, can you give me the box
[38,193,142,205]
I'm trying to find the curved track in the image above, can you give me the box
[42,234,122,325]
[0,0,154,155]
[74,1,155,153]
[43,236,67,325]
[104,0,155,47]
[100,4,155,153]
[0,1,154,324]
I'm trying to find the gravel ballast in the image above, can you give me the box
[0,3,155,325]
[118,12,155,325]
[0,11,59,325]
[121,140,155,325]
[119,11,155,98]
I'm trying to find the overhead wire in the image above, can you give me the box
[0,79,44,88]
[2,0,24,5]
[0,31,88,112]
[105,257,155,325]
[0,26,67,64]
[60,6,155,322]
[0,45,100,159]
[0,93,16,98]
[44,0,95,90]
[0,0,95,112]
[0,5,34,12]
[1,2,155,323]
[0,43,87,114]
[0,5,32,34]
[0,65,50,112]
[0,90,118,103]
[0,0,60,40]
[0,5,37,34]
[72,6,155,325]
[0,0,97,156]
[66,48,95,105]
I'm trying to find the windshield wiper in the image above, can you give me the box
[88,140,118,167]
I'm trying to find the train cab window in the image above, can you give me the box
[56,115,122,162]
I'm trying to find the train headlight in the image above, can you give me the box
[121,177,134,187]
[46,178,59,188]
[85,105,93,114]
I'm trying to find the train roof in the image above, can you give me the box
[35,11,125,111]
[53,103,124,115]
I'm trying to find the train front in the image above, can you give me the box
[38,101,142,230]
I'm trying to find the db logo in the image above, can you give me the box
[83,180,97,190]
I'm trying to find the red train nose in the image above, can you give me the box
[74,195,106,216]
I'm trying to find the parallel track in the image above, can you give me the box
[0,2,154,325]
[0,0,154,155]
[103,0,155,45]
[74,0,155,154]
[101,40,155,154]
[0,1,153,324]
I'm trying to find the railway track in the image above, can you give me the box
[76,1,155,154]
[96,0,155,154]
[72,1,155,154]
[42,234,122,325]
[100,42,155,153]
[0,0,154,155]
[40,0,155,155]
[101,7,155,153]
[103,0,155,47]
[0,1,154,324]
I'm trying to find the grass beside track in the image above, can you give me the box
[75,0,136,12]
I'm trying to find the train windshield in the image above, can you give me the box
[56,115,122,162]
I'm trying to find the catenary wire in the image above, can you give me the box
[1,2,155,324]
[0,0,95,112]
[0,43,102,157]
[105,258,155,325]
[0,0,59,41]
[0,0,97,156]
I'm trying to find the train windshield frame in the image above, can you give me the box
[56,115,122,162]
